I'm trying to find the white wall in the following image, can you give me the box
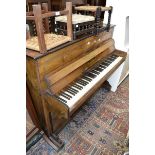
[106,0,129,91]
[106,0,129,50]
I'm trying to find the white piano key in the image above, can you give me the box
[81,78,91,83]
[72,85,82,91]
[59,56,123,111]
[59,95,69,101]
[75,83,84,88]
[63,91,74,98]
[85,75,93,80]
[70,86,80,92]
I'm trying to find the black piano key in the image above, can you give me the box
[75,82,84,88]
[101,62,109,66]
[85,72,96,78]
[106,59,113,63]
[108,57,116,61]
[110,56,116,60]
[93,70,100,75]
[60,91,72,100]
[85,75,93,80]
[111,54,118,58]
[108,56,116,61]
[55,95,67,104]
[66,89,76,96]
[99,64,106,69]
[73,84,83,90]
[77,81,87,86]
[58,96,68,102]
[83,76,92,82]
[98,66,104,70]
[90,70,99,75]
[59,94,70,100]
[79,79,89,85]
[68,87,79,93]
[95,67,103,72]
[104,60,111,64]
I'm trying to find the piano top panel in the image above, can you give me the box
[26,25,115,60]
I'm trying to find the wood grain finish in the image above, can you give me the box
[26,26,125,136]
[45,39,114,85]
[26,0,52,11]
[38,29,114,92]
[66,2,73,40]
[44,93,68,134]
[49,46,115,94]
[26,57,46,128]
[33,4,47,53]
[42,3,50,33]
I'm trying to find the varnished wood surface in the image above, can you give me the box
[43,49,126,135]
[38,29,114,93]
[33,4,47,53]
[26,0,52,11]
[26,86,41,141]
[45,39,114,85]
[48,46,115,94]
[44,92,69,134]
[26,27,127,136]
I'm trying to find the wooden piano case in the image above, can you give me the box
[27,24,126,135]
[26,86,45,151]
[43,43,126,135]
[26,3,127,149]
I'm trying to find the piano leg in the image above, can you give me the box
[43,134,64,151]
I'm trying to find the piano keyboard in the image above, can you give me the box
[54,54,123,111]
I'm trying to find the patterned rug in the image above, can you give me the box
[27,77,129,155]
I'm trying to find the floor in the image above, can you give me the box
[27,76,129,155]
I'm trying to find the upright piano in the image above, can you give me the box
[26,2,127,150]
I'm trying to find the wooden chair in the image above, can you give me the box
[26,0,52,11]
[26,2,73,54]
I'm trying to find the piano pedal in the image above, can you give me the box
[43,134,64,152]
[102,81,111,92]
